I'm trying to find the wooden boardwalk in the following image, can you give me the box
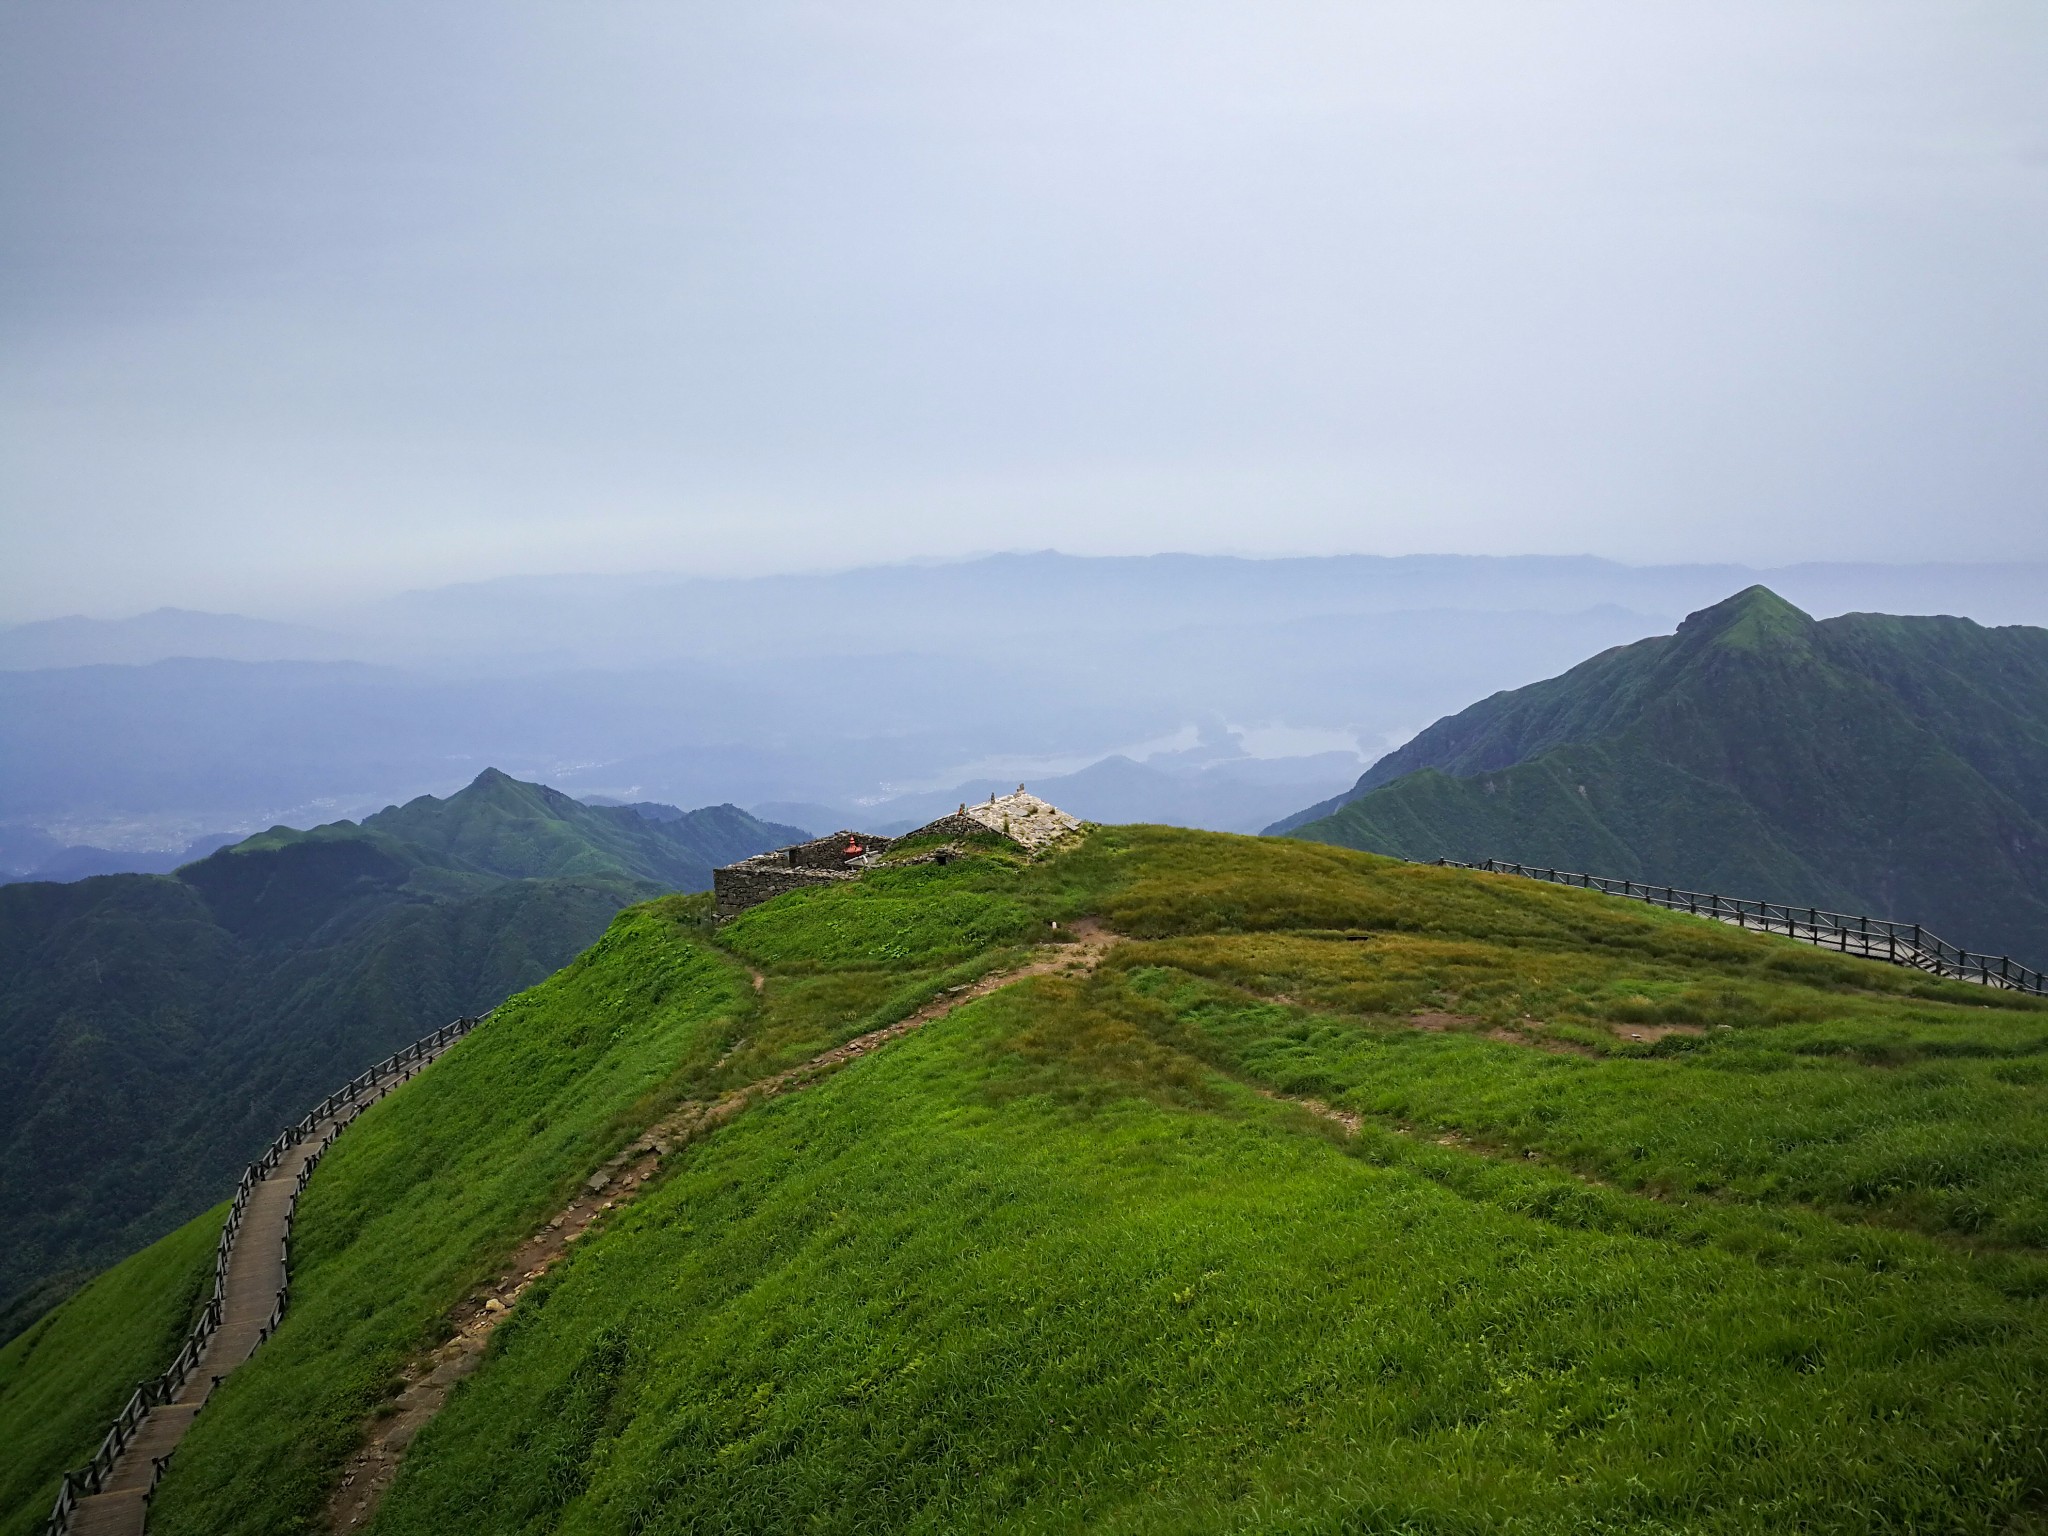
[63,1054,445,1536]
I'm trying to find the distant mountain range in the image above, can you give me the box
[0,831,242,886]
[1278,587,2048,963]
[766,729,1365,839]
[6,554,2047,856]
[9,555,2048,673]
[0,771,799,1336]
[0,608,351,670]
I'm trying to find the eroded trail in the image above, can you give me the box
[325,920,1121,1532]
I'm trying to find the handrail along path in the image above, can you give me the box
[44,1016,486,1536]
[1435,858,2046,997]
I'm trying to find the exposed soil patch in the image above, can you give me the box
[1486,1025,1600,1058]
[1612,1023,1705,1043]
[325,920,1122,1533]
[1242,993,1693,1061]
[1258,1088,1363,1135]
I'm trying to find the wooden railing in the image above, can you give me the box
[43,1015,486,1534]
[1435,859,2047,996]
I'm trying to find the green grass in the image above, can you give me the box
[0,1203,222,1536]
[138,829,2048,1533]
[370,989,2046,1534]
[146,870,1052,1536]
[1115,929,2048,1248]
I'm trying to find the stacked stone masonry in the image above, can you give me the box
[918,789,1080,852]
[713,830,894,919]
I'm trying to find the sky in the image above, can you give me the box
[3,1,2046,621]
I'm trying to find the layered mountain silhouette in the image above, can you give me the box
[1276,587,2048,963]
[0,770,800,1334]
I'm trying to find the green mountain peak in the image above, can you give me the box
[0,775,804,1344]
[1673,584,1814,651]
[454,766,556,807]
[1280,589,2048,960]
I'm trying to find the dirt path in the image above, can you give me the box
[1257,1088,1365,1135]
[325,921,1120,1532]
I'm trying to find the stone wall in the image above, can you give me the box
[712,829,895,918]
[712,862,859,920]
[786,831,893,869]
[897,812,990,845]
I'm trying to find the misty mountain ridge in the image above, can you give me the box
[9,553,2048,672]
[0,770,799,1336]
[0,608,1654,852]
[0,607,351,670]
[10,551,2046,865]
[785,728,1366,837]
[0,832,241,885]
[1282,586,2048,962]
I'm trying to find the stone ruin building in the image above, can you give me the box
[711,829,893,919]
[713,788,1079,918]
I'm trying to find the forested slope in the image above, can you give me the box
[0,771,800,1334]
[1280,587,2048,962]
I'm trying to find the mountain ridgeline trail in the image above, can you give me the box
[1278,585,2048,966]
[326,919,1123,1532]
[10,826,2048,1534]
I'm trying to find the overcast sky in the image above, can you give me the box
[3,1,2045,620]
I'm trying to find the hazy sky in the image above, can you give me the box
[3,2,2045,619]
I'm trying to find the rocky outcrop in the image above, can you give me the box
[905,789,1080,852]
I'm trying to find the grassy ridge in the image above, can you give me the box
[373,995,2043,1534]
[0,1204,222,1536]
[147,853,1084,1536]
[144,901,751,1534]
[149,829,2048,1532]
[1119,929,2048,1248]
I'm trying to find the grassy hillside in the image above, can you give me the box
[0,1205,222,1536]
[120,827,2048,1535]
[0,771,801,1334]
[1280,587,2048,964]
